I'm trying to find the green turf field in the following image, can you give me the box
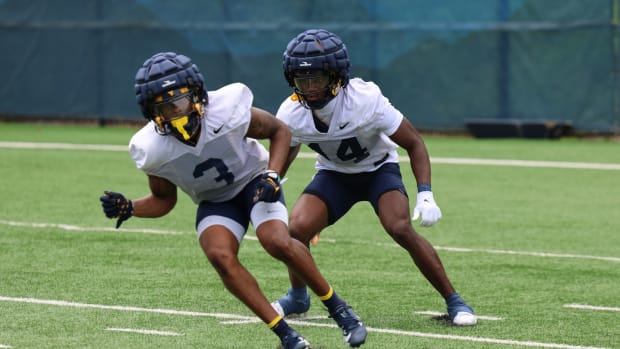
[0,122,618,349]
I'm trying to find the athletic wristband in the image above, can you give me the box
[417,184,431,192]
[265,169,280,181]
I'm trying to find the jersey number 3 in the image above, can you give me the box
[193,158,235,185]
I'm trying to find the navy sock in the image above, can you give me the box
[320,287,346,311]
[271,317,293,339]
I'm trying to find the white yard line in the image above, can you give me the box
[0,141,127,151]
[1,141,618,171]
[105,327,184,336]
[425,156,620,171]
[433,246,620,263]
[0,296,612,349]
[0,219,185,235]
[0,296,255,320]
[564,304,620,312]
[414,310,504,321]
[353,326,611,349]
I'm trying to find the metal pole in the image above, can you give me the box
[95,0,104,126]
[612,0,619,135]
[497,0,510,119]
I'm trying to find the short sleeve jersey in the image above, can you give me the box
[129,83,268,204]
[276,78,403,174]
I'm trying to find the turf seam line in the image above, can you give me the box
[1,219,618,263]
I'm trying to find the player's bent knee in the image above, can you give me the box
[386,222,416,243]
[256,230,293,257]
[288,224,318,243]
[206,249,238,276]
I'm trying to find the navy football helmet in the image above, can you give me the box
[134,52,208,142]
[283,29,350,109]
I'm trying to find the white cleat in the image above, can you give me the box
[272,301,285,317]
[452,311,478,326]
[271,301,308,319]
[271,289,311,318]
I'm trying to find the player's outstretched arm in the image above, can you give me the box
[133,175,178,218]
[389,118,431,185]
[246,106,292,176]
[389,118,442,227]
[100,175,178,228]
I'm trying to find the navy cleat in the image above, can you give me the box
[280,329,311,349]
[329,304,367,347]
[272,288,311,318]
[446,293,477,326]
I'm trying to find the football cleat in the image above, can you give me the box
[272,288,311,318]
[280,329,311,349]
[446,293,477,326]
[329,304,367,347]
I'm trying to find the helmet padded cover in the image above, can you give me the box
[283,29,350,88]
[134,52,208,120]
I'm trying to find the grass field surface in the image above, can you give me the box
[0,122,618,348]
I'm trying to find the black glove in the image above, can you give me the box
[253,170,282,203]
[100,190,133,229]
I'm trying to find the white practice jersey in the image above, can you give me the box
[276,78,404,174]
[129,83,268,204]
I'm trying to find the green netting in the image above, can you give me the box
[0,0,617,132]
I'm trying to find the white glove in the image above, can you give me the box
[412,191,442,227]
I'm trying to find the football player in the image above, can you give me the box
[272,29,477,327]
[100,52,367,348]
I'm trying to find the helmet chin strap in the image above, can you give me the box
[306,97,333,109]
